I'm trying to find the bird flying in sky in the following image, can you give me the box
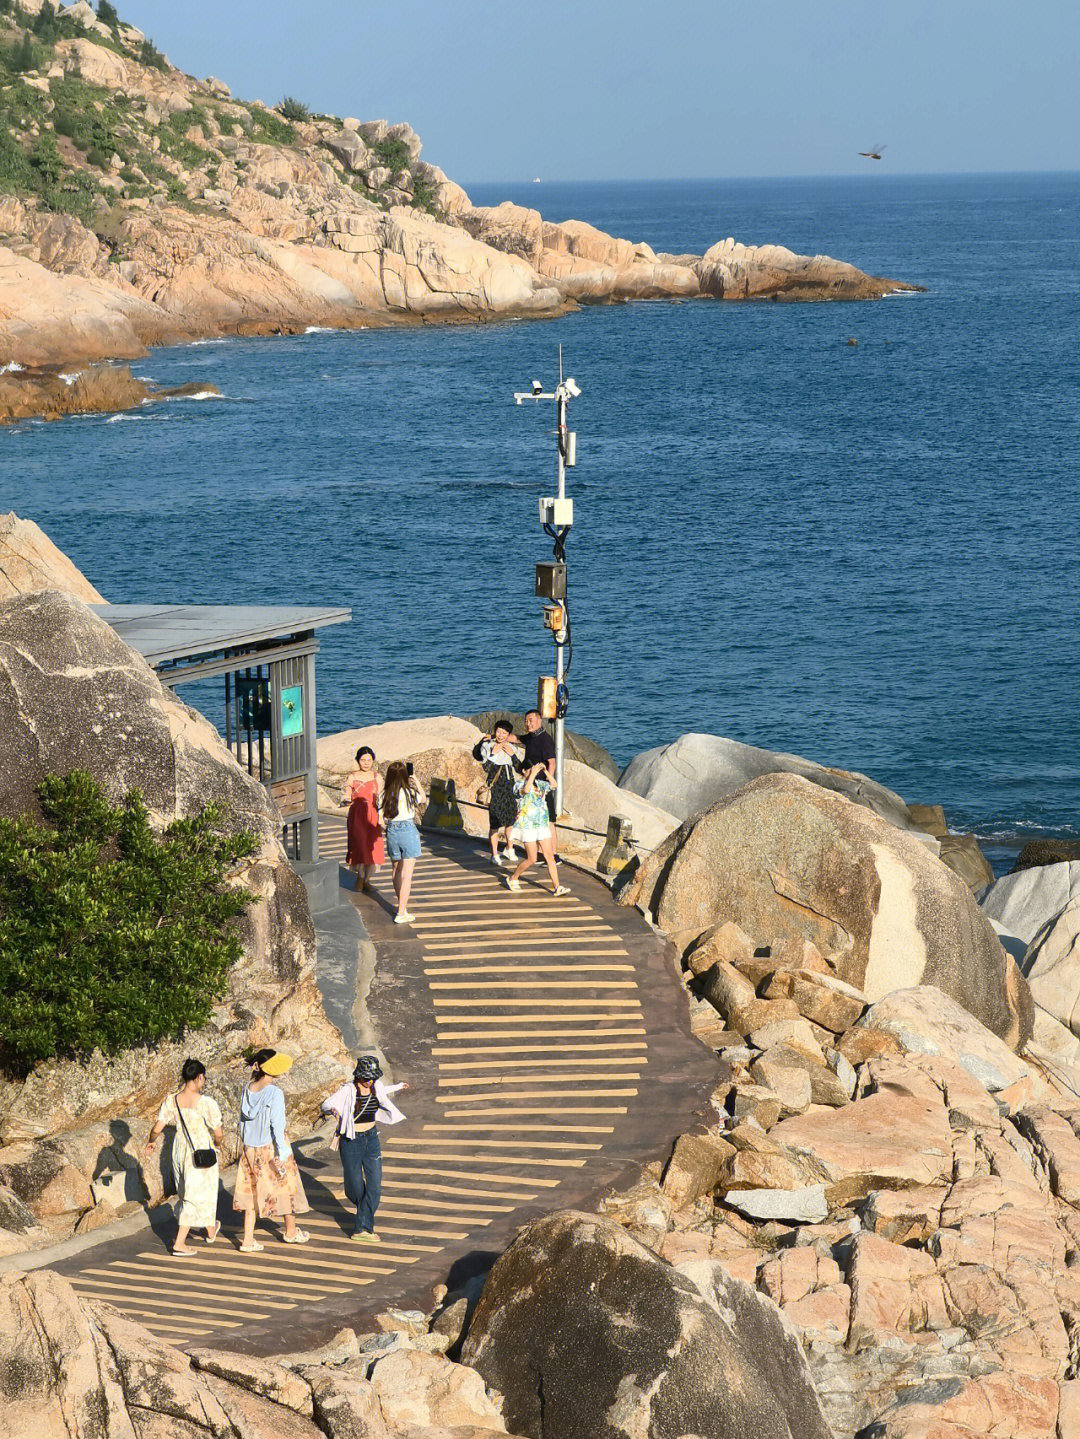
[858,144,886,160]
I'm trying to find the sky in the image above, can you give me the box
[121,0,1079,185]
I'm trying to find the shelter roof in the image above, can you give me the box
[92,604,350,667]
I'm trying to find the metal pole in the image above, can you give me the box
[554,388,566,815]
[513,361,580,824]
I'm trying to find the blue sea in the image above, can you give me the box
[4,172,1079,865]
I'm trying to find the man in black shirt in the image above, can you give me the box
[520,709,556,779]
[517,709,558,839]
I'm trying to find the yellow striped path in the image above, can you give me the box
[55,818,718,1355]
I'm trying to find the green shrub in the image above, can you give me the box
[411,173,437,215]
[246,103,295,145]
[0,772,257,1075]
[30,131,62,184]
[97,0,119,27]
[0,126,34,192]
[278,95,309,122]
[138,36,166,70]
[372,136,411,173]
[4,30,39,74]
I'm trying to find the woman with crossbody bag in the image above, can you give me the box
[145,1058,224,1256]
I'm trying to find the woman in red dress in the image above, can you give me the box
[342,746,384,892]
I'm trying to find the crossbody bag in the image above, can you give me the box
[175,1098,217,1169]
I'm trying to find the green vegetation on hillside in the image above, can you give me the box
[0,0,443,230]
[0,771,257,1075]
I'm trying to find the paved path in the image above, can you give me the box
[54,822,719,1355]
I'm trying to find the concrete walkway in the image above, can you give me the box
[51,822,720,1356]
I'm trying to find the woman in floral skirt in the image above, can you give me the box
[233,1049,310,1251]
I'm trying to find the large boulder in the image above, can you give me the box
[618,731,921,834]
[979,860,1080,949]
[619,773,1031,1049]
[0,512,104,603]
[1024,898,1080,1041]
[462,1210,832,1439]
[0,594,347,1183]
[0,1268,525,1439]
[851,986,1033,1093]
[317,715,483,793]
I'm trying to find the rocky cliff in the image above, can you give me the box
[0,0,918,417]
[0,589,350,1253]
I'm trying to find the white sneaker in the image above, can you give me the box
[504,849,519,863]
[491,853,504,867]
[394,911,415,924]
[552,885,570,897]
[505,877,521,892]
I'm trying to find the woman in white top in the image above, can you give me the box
[380,761,426,925]
[321,1053,408,1243]
[145,1058,224,1256]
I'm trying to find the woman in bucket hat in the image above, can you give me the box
[233,1049,311,1252]
[321,1054,408,1243]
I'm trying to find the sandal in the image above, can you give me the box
[283,1228,310,1244]
[206,1222,221,1245]
[238,1240,264,1253]
[171,1247,196,1257]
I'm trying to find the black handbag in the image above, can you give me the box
[176,1099,217,1169]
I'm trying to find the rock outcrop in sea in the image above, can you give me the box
[0,0,919,419]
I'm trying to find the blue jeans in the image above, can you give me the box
[340,1128,381,1234]
[386,819,421,860]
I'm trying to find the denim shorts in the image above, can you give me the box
[386,819,421,860]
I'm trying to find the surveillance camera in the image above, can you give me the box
[564,377,581,398]
[531,379,543,395]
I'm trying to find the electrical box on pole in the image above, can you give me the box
[537,675,558,720]
[535,562,566,601]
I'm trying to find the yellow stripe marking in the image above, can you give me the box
[74,1278,310,1308]
[79,1264,351,1296]
[435,1027,647,1039]
[380,1180,531,1201]
[288,1221,445,1250]
[382,1164,560,1187]
[433,998,642,1007]
[437,1072,641,1088]
[442,1106,629,1117]
[435,1049,646,1064]
[425,965,636,976]
[73,1289,293,1320]
[434,1047,650,1059]
[383,1149,587,1167]
[437,1087,638,1102]
[429,981,639,991]
[390,1136,602,1149]
[423,1122,615,1133]
[136,1251,397,1276]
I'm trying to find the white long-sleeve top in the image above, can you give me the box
[321,1078,406,1139]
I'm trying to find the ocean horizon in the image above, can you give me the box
[4,171,1078,869]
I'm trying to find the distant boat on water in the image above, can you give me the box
[533,177,542,183]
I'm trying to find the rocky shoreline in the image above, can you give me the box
[0,0,920,424]
[5,524,1080,1435]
